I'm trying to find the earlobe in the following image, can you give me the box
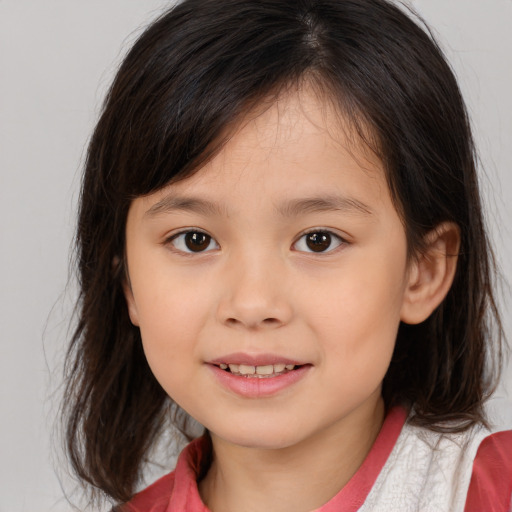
[123,282,140,326]
[400,222,460,325]
[116,256,140,327]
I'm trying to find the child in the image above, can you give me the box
[63,0,512,510]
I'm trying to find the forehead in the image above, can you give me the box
[208,86,381,178]
[135,86,392,218]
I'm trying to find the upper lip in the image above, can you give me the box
[208,353,306,366]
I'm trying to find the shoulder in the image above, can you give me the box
[362,418,511,511]
[119,435,211,512]
[464,429,512,512]
[120,472,176,512]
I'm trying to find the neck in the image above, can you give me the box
[199,397,385,512]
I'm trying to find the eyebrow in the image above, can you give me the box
[276,195,373,217]
[145,194,373,218]
[146,196,227,217]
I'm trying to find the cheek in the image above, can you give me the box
[307,244,407,370]
[134,285,206,408]
[310,253,406,324]
[135,286,201,349]
[130,250,209,325]
[128,264,211,376]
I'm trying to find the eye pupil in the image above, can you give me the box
[306,232,331,252]
[185,232,211,252]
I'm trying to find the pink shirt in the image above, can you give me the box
[123,407,512,512]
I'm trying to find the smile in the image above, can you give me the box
[208,356,311,398]
[217,363,298,378]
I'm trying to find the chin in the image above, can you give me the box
[210,420,307,451]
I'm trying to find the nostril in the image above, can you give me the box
[224,317,282,328]
[225,318,240,327]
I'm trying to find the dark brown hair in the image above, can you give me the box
[64,0,503,505]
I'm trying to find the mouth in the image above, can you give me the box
[207,357,311,397]
[214,363,302,378]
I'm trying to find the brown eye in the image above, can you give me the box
[306,232,332,252]
[293,230,344,253]
[185,232,211,251]
[169,231,219,253]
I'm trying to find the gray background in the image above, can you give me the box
[0,1,511,510]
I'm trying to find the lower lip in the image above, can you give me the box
[208,364,311,398]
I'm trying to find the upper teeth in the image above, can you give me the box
[221,363,296,375]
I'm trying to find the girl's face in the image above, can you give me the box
[124,88,412,450]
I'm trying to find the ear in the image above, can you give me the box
[115,256,140,326]
[123,281,140,326]
[400,222,460,325]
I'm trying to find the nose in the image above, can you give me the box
[216,250,293,330]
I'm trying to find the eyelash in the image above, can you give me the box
[165,229,219,255]
[165,228,347,255]
[294,229,346,254]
